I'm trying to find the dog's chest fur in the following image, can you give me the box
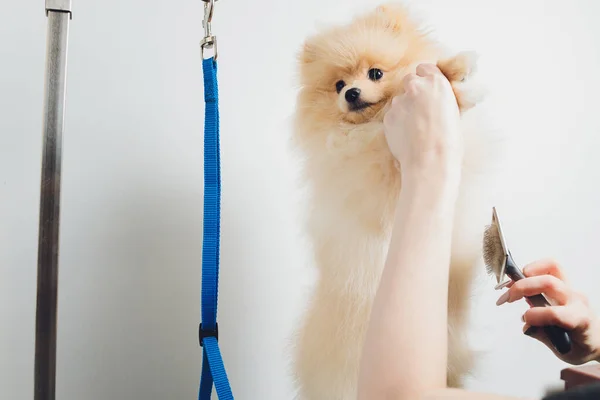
[292,107,497,399]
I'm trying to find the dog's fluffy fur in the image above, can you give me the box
[291,3,500,400]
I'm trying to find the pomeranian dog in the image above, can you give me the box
[291,3,500,400]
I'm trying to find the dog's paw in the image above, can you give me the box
[437,51,485,112]
[437,51,478,82]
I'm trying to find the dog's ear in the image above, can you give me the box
[374,3,413,32]
[299,39,317,64]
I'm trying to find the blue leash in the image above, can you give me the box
[198,56,234,400]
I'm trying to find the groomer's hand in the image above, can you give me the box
[496,259,600,365]
[383,63,463,191]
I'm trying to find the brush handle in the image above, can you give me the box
[526,294,572,354]
[505,254,573,354]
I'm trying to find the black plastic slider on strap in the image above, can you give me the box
[199,323,219,347]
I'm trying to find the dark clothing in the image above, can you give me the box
[542,383,600,400]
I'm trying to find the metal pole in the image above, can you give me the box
[35,2,72,400]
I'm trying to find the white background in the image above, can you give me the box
[2,0,600,399]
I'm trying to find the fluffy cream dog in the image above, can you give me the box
[291,3,499,399]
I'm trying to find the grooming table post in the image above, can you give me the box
[34,1,72,400]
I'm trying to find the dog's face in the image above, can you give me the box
[297,4,439,125]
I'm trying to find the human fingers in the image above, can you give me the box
[495,275,570,306]
[383,105,397,130]
[384,96,406,129]
[522,303,591,331]
[416,63,442,78]
[506,281,535,307]
[402,73,421,94]
[506,279,535,307]
[391,95,403,107]
[386,93,408,125]
[522,259,567,282]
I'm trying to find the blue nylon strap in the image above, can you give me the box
[198,57,233,400]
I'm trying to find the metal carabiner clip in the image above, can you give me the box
[200,0,217,60]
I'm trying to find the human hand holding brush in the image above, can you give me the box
[358,64,599,400]
[483,208,600,361]
[496,259,600,365]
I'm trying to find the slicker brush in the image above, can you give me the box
[482,207,572,355]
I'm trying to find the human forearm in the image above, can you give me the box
[358,173,460,399]
[421,388,533,400]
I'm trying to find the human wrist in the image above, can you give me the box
[397,171,461,224]
[401,163,462,200]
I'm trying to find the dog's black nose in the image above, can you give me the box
[345,88,361,103]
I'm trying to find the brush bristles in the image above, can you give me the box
[482,222,504,278]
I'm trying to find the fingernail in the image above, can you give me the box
[496,291,510,306]
[521,314,526,322]
[524,326,538,337]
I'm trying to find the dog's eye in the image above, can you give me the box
[368,68,383,81]
[335,80,346,93]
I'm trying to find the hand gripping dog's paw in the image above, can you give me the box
[437,51,485,112]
